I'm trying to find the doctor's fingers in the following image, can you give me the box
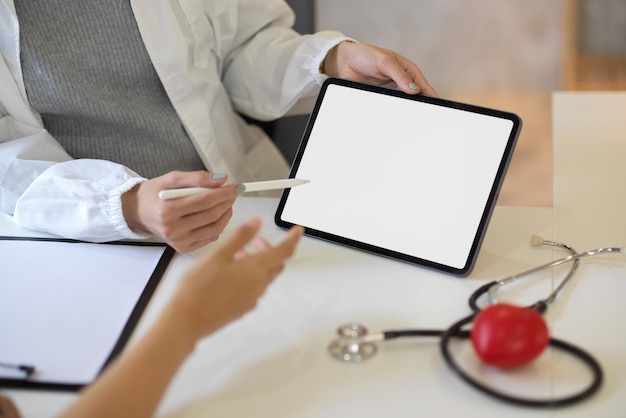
[392,54,438,97]
[154,186,236,227]
[161,207,234,253]
[165,183,239,215]
[157,170,229,189]
[335,43,436,97]
[374,51,437,97]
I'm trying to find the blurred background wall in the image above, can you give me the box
[280,0,626,207]
[317,0,564,93]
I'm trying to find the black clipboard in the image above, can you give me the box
[0,237,175,391]
[275,78,521,276]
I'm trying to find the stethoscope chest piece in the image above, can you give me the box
[328,323,378,363]
[324,238,624,407]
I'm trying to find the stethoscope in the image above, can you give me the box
[328,235,625,408]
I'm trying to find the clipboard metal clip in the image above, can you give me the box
[0,361,36,378]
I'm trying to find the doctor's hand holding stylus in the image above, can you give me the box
[122,171,239,253]
[122,171,307,253]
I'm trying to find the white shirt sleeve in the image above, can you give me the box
[0,118,70,214]
[1,117,149,242]
[219,0,353,120]
[13,158,150,242]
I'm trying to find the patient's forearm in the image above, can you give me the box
[59,306,197,418]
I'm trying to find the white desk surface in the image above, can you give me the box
[2,92,625,417]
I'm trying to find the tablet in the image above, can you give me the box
[275,78,521,276]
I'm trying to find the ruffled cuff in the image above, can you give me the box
[107,177,152,240]
[305,34,358,86]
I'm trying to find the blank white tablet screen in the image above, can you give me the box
[280,83,515,271]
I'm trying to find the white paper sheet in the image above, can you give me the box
[0,239,169,386]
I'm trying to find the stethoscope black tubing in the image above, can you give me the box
[468,281,498,312]
[437,312,604,408]
[382,325,603,407]
[380,293,603,408]
[383,246,609,407]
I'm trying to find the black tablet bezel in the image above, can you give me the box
[275,78,521,276]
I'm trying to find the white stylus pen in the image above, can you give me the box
[158,178,309,200]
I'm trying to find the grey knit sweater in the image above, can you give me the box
[15,0,206,178]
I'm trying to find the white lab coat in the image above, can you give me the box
[0,0,347,242]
